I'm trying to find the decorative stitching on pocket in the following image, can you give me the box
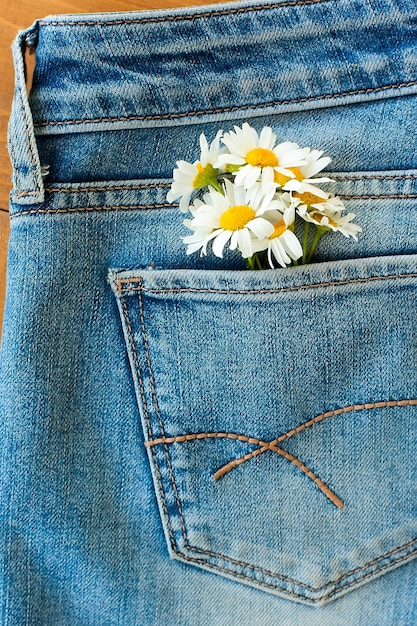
[145,430,344,508]
[136,287,190,541]
[177,541,416,602]
[33,80,417,129]
[332,174,417,181]
[145,399,416,489]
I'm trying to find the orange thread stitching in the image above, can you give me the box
[331,173,417,181]
[341,193,417,200]
[145,432,343,507]
[216,399,417,479]
[33,79,417,128]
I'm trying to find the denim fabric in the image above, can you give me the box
[2,0,417,624]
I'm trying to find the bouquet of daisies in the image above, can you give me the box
[166,123,361,269]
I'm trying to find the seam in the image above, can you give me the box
[118,281,417,594]
[40,0,335,27]
[136,285,189,540]
[332,174,417,181]
[9,204,174,219]
[32,80,417,129]
[341,193,417,200]
[116,271,417,297]
[15,190,39,197]
[40,175,417,193]
[185,537,417,594]
[10,193,417,218]
[119,292,178,551]
[173,542,416,602]
[44,183,172,193]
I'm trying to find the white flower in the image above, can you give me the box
[273,148,333,199]
[215,123,308,192]
[252,198,303,267]
[167,130,223,212]
[297,199,362,241]
[183,180,277,259]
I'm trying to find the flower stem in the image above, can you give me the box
[302,221,310,264]
[255,253,264,270]
[246,256,256,270]
[306,226,328,264]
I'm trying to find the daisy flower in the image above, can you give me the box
[215,123,308,192]
[297,199,362,240]
[182,179,278,259]
[166,130,224,212]
[252,198,303,268]
[273,148,333,199]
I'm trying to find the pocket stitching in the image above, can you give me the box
[116,270,417,296]
[117,276,417,602]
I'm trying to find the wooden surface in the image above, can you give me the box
[0,0,226,332]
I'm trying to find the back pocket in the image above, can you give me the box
[109,253,417,605]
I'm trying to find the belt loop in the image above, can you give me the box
[8,22,45,205]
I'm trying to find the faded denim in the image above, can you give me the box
[1,0,417,624]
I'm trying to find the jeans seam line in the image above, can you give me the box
[32,80,417,129]
[183,540,417,597]
[39,0,335,27]
[44,183,172,193]
[118,290,178,551]
[135,283,190,542]
[10,204,174,218]
[117,272,417,296]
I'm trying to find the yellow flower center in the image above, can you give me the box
[273,166,304,186]
[294,190,326,205]
[246,147,278,168]
[270,220,287,239]
[220,205,256,231]
[311,212,337,227]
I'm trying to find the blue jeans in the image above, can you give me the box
[2,0,416,624]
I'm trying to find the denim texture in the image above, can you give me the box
[2,0,417,624]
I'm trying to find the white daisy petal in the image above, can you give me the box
[247,218,275,239]
[237,228,253,258]
[212,229,232,258]
[259,126,276,150]
[281,230,303,259]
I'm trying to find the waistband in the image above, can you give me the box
[26,0,417,132]
[8,0,417,204]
